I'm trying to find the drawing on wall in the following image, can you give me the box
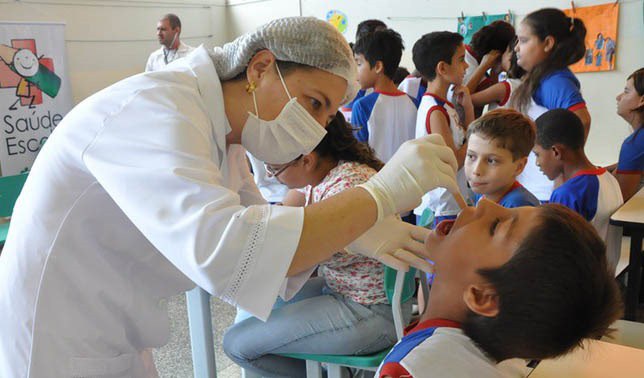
[326,10,348,34]
[564,2,619,72]
[457,12,514,45]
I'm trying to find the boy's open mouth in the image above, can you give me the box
[436,219,455,236]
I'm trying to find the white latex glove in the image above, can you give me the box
[345,216,433,273]
[358,134,459,221]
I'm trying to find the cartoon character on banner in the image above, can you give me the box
[326,10,348,34]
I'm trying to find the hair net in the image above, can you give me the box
[210,17,358,105]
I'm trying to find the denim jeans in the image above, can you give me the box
[223,277,412,378]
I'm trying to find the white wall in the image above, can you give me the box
[225,0,644,165]
[2,0,227,104]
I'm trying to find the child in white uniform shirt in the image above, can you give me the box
[377,200,622,377]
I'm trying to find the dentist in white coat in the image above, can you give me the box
[0,17,459,377]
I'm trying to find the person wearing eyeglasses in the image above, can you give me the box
[225,113,414,376]
[0,18,458,377]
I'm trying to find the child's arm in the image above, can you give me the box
[615,172,641,201]
[572,107,591,140]
[430,111,467,169]
[471,82,510,108]
[453,85,475,128]
[465,50,501,95]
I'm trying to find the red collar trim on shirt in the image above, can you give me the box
[465,44,481,63]
[405,74,415,79]
[404,318,461,336]
[485,181,522,204]
[423,92,455,108]
[572,167,607,178]
[375,90,407,96]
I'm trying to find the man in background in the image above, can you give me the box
[145,14,194,72]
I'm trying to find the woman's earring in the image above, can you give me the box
[245,81,257,94]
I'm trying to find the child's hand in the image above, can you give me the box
[481,49,502,69]
[453,85,473,107]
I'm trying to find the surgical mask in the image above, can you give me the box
[241,63,327,164]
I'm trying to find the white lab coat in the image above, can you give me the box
[0,46,312,377]
[145,41,194,72]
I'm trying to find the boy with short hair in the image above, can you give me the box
[377,200,623,377]
[465,109,540,207]
[534,108,624,271]
[351,29,417,163]
[412,31,474,227]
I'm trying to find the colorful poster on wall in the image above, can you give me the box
[457,13,514,44]
[0,22,72,176]
[326,10,348,34]
[564,3,619,73]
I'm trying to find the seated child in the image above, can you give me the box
[377,199,623,377]
[223,113,411,377]
[352,29,417,163]
[471,37,526,112]
[614,67,643,201]
[465,108,539,207]
[534,108,624,271]
[412,31,474,227]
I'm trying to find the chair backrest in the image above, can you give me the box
[0,173,28,217]
[383,266,416,340]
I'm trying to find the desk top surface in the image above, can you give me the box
[610,187,644,227]
[529,339,644,378]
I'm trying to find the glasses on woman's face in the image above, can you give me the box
[264,155,303,178]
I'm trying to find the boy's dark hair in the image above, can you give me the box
[314,112,384,171]
[463,204,623,362]
[162,13,181,29]
[512,8,587,112]
[628,67,644,115]
[353,29,405,80]
[413,31,464,81]
[393,66,410,86]
[470,20,515,60]
[467,109,535,160]
[355,19,387,41]
[535,108,585,150]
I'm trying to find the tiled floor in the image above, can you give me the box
[153,294,241,378]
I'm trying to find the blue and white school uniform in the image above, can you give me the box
[414,93,468,220]
[487,78,522,112]
[351,90,417,163]
[474,181,540,208]
[550,168,624,271]
[616,129,643,189]
[376,319,517,378]
[398,75,426,107]
[340,88,371,123]
[518,68,588,202]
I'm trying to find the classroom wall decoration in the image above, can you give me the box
[326,10,348,34]
[0,22,73,176]
[564,2,619,73]
[457,12,514,45]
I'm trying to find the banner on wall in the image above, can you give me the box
[457,13,514,45]
[0,21,72,176]
[564,2,619,73]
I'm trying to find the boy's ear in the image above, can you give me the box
[436,61,448,77]
[551,144,564,160]
[513,156,528,176]
[463,283,500,318]
[374,60,384,75]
